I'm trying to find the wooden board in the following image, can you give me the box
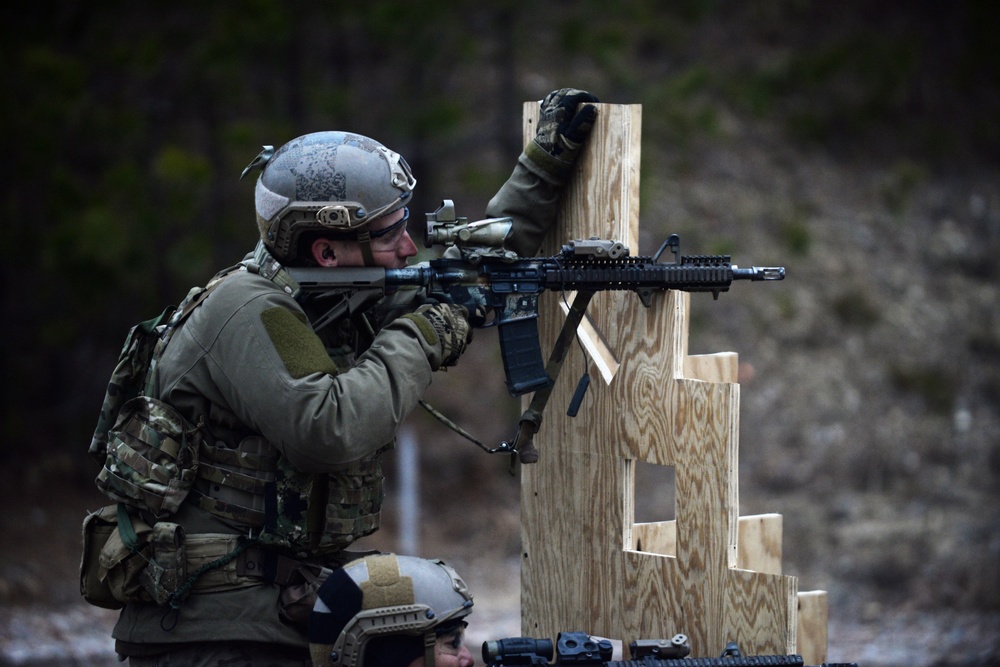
[518,102,826,659]
[797,590,829,665]
[633,514,784,576]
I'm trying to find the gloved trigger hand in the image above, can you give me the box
[406,303,472,370]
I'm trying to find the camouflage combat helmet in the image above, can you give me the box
[242,131,416,264]
[309,554,474,667]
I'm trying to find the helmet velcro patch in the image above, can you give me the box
[359,555,415,609]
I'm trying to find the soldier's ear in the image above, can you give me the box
[312,239,338,267]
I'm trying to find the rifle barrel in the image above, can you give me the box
[732,266,786,281]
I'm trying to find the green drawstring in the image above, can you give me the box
[116,502,142,552]
[159,536,260,632]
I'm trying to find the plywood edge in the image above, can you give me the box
[631,520,677,556]
[736,513,783,575]
[684,351,739,383]
[797,590,829,665]
[720,567,798,656]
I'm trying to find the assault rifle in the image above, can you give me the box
[483,631,858,667]
[287,200,785,464]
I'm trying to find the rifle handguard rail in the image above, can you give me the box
[288,205,786,470]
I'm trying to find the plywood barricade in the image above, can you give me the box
[518,102,828,663]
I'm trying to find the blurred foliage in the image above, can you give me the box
[831,288,881,329]
[880,159,929,215]
[889,363,957,415]
[779,215,811,256]
[1,0,997,487]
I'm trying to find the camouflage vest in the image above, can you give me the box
[191,436,386,557]
[90,269,235,517]
[93,243,386,556]
[187,242,386,557]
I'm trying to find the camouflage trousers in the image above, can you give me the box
[123,641,311,666]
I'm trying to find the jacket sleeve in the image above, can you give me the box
[160,273,436,472]
[485,151,567,258]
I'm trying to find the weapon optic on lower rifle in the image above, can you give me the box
[482,631,858,667]
[483,631,690,666]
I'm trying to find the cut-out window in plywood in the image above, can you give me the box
[625,458,678,557]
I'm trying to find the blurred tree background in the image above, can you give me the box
[3,0,1000,656]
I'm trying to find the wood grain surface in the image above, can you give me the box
[518,102,826,661]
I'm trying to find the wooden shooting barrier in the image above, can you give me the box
[518,102,829,663]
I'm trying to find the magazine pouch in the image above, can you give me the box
[96,396,201,518]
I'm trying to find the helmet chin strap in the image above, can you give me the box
[356,229,377,267]
[423,631,436,667]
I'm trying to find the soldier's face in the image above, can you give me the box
[406,628,475,667]
[338,207,418,269]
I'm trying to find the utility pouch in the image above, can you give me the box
[96,396,201,518]
[91,504,155,605]
[89,307,176,464]
[277,561,334,628]
[276,549,374,627]
[139,522,187,606]
[80,504,124,609]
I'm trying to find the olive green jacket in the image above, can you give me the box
[113,148,567,652]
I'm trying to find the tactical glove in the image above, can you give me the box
[401,303,472,370]
[368,287,425,329]
[525,88,600,184]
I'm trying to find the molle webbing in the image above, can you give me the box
[94,396,203,520]
[191,438,279,527]
[89,307,175,464]
[261,458,385,553]
[321,473,383,536]
[193,437,385,553]
[174,534,298,593]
